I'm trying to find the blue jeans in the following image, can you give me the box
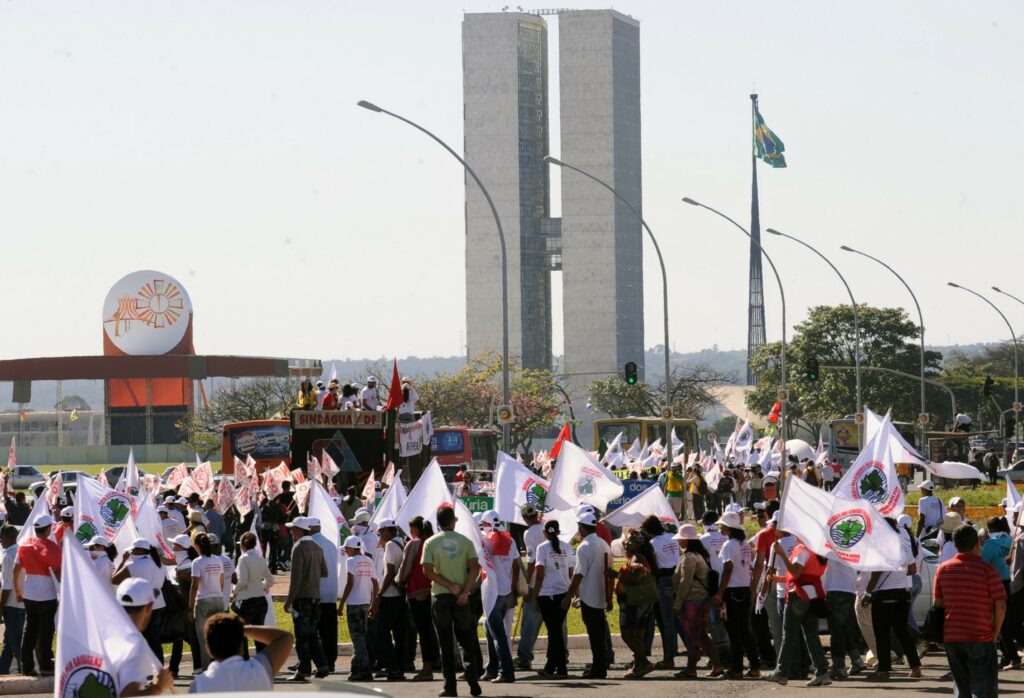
[775,594,828,678]
[0,607,23,674]
[826,591,862,670]
[293,598,327,675]
[652,573,678,660]
[907,574,923,631]
[347,604,371,675]
[484,593,515,679]
[517,597,542,663]
[946,642,998,698]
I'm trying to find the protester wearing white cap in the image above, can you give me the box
[285,516,330,680]
[339,534,377,681]
[114,578,175,695]
[13,513,60,675]
[86,535,115,590]
[673,523,724,678]
[0,524,23,675]
[350,510,378,563]
[530,519,575,679]
[360,377,379,411]
[111,536,168,664]
[564,508,612,679]
[916,480,944,536]
[53,506,75,546]
[480,510,519,683]
[306,517,341,673]
[714,510,761,677]
[186,533,226,672]
[232,531,274,660]
[371,518,407,680]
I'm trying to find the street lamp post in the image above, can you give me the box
[949,283,1020,459]
[683,197,788,465]
[358,100,512,452]
[544,156,681,512]
[841,246,927,447]
[768,228,863,434]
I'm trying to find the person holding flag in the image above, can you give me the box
[113,578,175,696]
[14,514,61,677]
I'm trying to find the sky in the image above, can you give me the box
[1,1,1022,364]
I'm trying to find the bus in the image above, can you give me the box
[828,416,918,468]
[429,426,498,482]
[222,419,291,474]
[592,417,699,460]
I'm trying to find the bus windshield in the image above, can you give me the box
[226,423,291,461]
[596,421,643,450]
[430,430,465,456]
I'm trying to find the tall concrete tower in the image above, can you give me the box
[462,9,643,398]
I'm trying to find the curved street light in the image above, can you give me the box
[683,197,788,463]
[768,228,863,432]
[358,100,512,452]
[949,283,1020,458]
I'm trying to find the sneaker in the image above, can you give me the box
[849,660,868,675]
[764,672,788,686]
[806,674,832,687]
[744,669,761,678]
[514,659,532,670]
[632,661,655,679]
[830,668,849,680]
[490,676,514,684]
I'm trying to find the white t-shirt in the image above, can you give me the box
[92,554,114,590]
[1,545,23,610]
[651,532,680,570]
[535,540,574,596]
[189,653,273,693]
[127,555,167,611]
[398,387,419,416]
[483,532,520,596]
[378,539,405,598]
[575,533,611,609]
[360,386,378,410]
[191,555,224,600]
[523,523,544,565]
[823,557,857,594]
[939,539,956,564]
[346,554,375,606]
[876,533,914,592]
[918,496,945,528]
[218,554,235,608]
[118,638,162,694]
[313,532,340,603]
[700,529,728,574]
[719,537,752,588]
[773,535,798,598]
[161,517,183,541]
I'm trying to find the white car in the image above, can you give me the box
[8,465,43,490]
[997,460,1024,482]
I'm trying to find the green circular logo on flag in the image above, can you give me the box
[98,492,136,537]
[75,519,98,544]
[828,512,868,551]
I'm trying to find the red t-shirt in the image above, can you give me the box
[933,552,1007,643]
[596,522,613,546]
[754,525,777,557]
[54,522,71,545]
[785,543,826,599]
[321,393,339,410]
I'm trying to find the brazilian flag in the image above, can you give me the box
[753,104,787,168]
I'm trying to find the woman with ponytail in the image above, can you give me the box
[529,520,575,679]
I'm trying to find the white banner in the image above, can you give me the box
[399,420,425,457]
[834,415,904,516]
[547,441,624,513]
[603,483,677,530]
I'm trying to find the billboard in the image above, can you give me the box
[103,270,193,356]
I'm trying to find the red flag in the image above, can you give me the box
[549,423,571,459]
[383,359,404,411]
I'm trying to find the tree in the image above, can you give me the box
[56,394,91,411]
[179,377,296,459]
[587,363,729,420]
[415,353,564,453]
[746,305,944,435]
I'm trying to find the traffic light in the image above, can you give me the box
[624,361,638,385]
[803,356,820,381]
[1006,413,1016,438]
[984,375,994,397]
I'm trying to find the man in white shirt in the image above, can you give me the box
[516,504,545,670]
[370,519,407,680]
[360,377,379,411]
[823,558,867,678]
[339,536,378,681]
[0,526,23,675]
[480,510,519,683]
[114,578,174,696]
[699,511,728,574]
[309,518,340,673]
[232,532,273,658]
[644,515,681,668]
[190,610,294,693]
[916,480,945,536]
[158,506,182,542]
[564,512,612,679]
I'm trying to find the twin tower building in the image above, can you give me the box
[463,9,645,402]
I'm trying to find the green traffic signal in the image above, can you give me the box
[624,361,638,384]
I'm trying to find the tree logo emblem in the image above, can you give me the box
[523,479,551,513]
[98,492,137,537]
[59,657,116,698]
[852,462,888,505]
[829,513,867,550]
[75,518,98,544]
[575,475,597,497]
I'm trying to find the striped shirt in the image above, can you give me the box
[933,552,1006,643]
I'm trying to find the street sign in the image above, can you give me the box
[854,413,864,424]
[496,405,514,424]
[777,389,788,401]
[660,406,674,420]
[1015,402,1022,413]
[706,431,719,444]
[918,413,930,425]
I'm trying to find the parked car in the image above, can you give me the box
[104,465,148,486]
[29,470,89,499]
[7,465,43,490]
[997,460,1024,482]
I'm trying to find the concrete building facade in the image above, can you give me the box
[462,9,643,390]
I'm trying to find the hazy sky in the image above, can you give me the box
[1,1,1022,364]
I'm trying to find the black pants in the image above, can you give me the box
[237,596,269,657]
[752,602,775,664]
[998,581,1021,664]
[580,602,612,674]
[409,595,439,666]
[538,594,569,674]
[21,599,57,674]
[432,593,479,693]
[293,598,328,674]
[723,587,760,673]
[871,589,920,672]
[143,608,164,664]
[266,531,281,572]
[462,590,483,677]
[377,596,408,676]
[1005,589,1024,663]
[318,602,338,669]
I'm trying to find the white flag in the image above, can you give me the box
[393,459,453,534]
[548,441,624,512]
[56,538,161,697]
[602,432,624,468]
[733,421,754,457]
[924,461,983,481]
[75,475,139,544]
[834,416,904,516]
[453,499,497,617]
[492,452,576,536]
[133,494,174,559]
[1008,476,1022,510]
[370,474,407,527]
[16,492,51,545]
[116,447,139,493]
[321,450,341,478]
[670,428,684,455]
[865,407,925,465]
[361,470,377,502]
[626,438,641,460]
[307,481,346,550]
[382,462,396,487]
[7,436,15,469]
[603,484,677,530]
[778,476,905,571]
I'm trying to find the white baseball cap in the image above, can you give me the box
[352,509,371,525]
[286,517,311,530]
[306,517,321,528]
[896,514,913,529]
[171,534,192,549]
[920,480,934,490]
[156,505,169,514]
[86,535,110,548]
[130,537,152,551]
[577,512,598,526]
[948,496,965,507]
[480,510,501,528]
[343,535,363,550]
[60,506,75,518]
[33,514,54,529]
[376,518,397,530]
[725,503,744,515]
[116,578,154,607]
